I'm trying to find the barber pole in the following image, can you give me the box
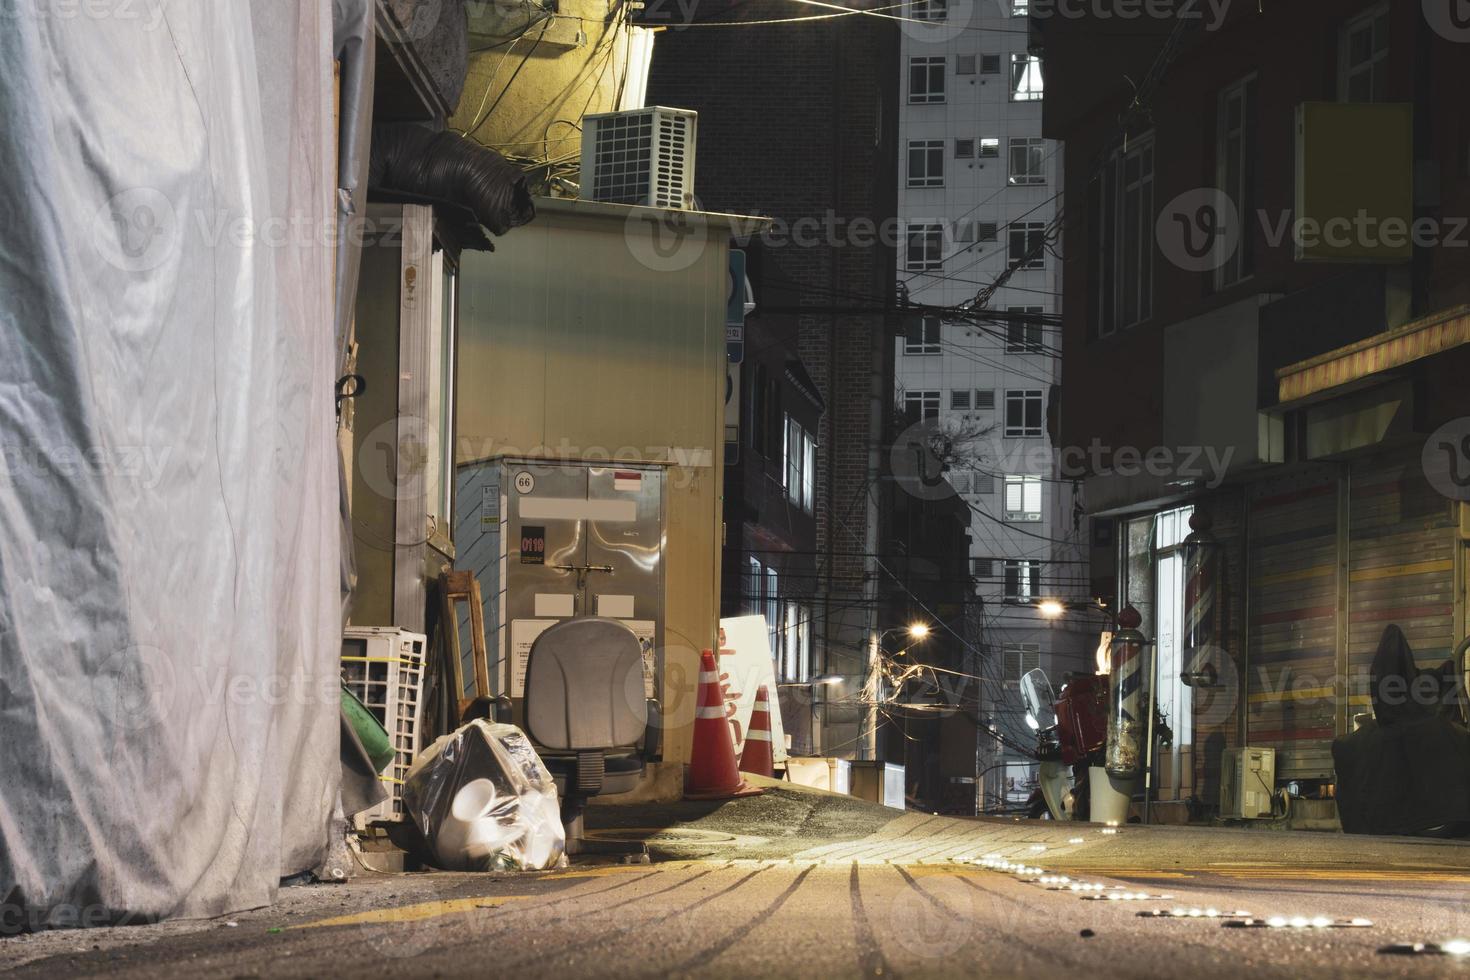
[1105,606,1147,777]
[1182,510,1219,658]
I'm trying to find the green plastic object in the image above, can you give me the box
[341,685,395,774]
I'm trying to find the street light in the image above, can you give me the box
[1035,598,1107,619]
[879,623,931,642]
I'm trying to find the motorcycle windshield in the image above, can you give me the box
[1021,668,1059,729]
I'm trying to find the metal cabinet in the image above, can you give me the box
[454,457,666,725]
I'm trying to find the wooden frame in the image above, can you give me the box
[441,569,489,718]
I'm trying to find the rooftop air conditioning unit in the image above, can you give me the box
[1220,746,1276,819]
[580,106,698,209]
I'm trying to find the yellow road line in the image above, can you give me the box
[292,896,526,930]
[1067,867,1470,883]
[541,865,654,880]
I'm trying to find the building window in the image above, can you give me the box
[1004,389,1043,437]
[950,389,971,410]
[1006,307,1044,352]
[1007,137,1046,185]
[1009,0,1029,14]
[1151,505,1196,749]
[1339,4,1388,103]
[955,54,976,75]
[904,389,941,423]
[1008,221,1046,270]
[972,557,994,578]
[1094,136,1154,337]
[1216,75,1256,289]
[1003,643,1041,687]
[749,364,788,460]
[1004,562,1040,603]
[954,138,975,159]
[907,139,945,188]
[765,567,780,654]
[781,601,813,683]
[905,223,944,271]
[1010,54,1043,101]
[912,0,947,20]
[978,137,999,159]
[904,315,941,354]
[746,557,763,614]
[980,54,1001,75]
[909,57,946,104]
[1003,475,1042,522]
[974,389,995,410]
[784,415,815,512]
[976,221,998,242]
[973,473,995,494]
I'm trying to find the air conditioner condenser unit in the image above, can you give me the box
[580,106,697,210]
[1220,746,1276,819]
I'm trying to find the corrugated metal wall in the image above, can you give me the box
[1243,450,1458,785]
[1247,471,1339,781]
[1348,449,1458,708]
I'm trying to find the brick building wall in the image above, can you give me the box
[647,4,901,747]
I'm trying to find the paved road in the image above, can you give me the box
[6,844,1470,977]
[7,786,1470,977]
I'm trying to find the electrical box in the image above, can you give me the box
[454,458,666,743]
[1220,746,1276,819]
[785,758,851,795]
[850,761,906,810]
[580,106,698,209]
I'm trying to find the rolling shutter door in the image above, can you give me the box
[1247,472,1338,781]
[1348,449,1457,714]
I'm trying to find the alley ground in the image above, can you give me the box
[7,783,1470,978]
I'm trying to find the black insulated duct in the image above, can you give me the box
[369,124,536,246]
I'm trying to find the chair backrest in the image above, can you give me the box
[523,618,648,751]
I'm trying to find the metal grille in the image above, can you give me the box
[342,629,426,824]
[586,109,694,208]
[590,113,654,205]
[653,113,690,208]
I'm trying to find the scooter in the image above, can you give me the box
[1020,667,1110,821]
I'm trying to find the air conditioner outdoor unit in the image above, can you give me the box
[341,626,427,828]
[580,106,698,210]
[1220,746,1276,819]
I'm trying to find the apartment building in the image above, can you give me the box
[897,0,1093,809]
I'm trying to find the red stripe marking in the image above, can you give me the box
[1252,484,1334,512]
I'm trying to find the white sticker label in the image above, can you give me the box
[514,471,535,494]
[481,486,498,526]
[622,620,657,698]
[509,619,558,697]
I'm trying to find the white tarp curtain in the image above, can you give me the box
[0,1,341,924]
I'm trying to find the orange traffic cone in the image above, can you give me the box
[739,684,775,778]
[685,649,762,800]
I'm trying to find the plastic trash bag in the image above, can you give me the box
[403,720,567,871]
